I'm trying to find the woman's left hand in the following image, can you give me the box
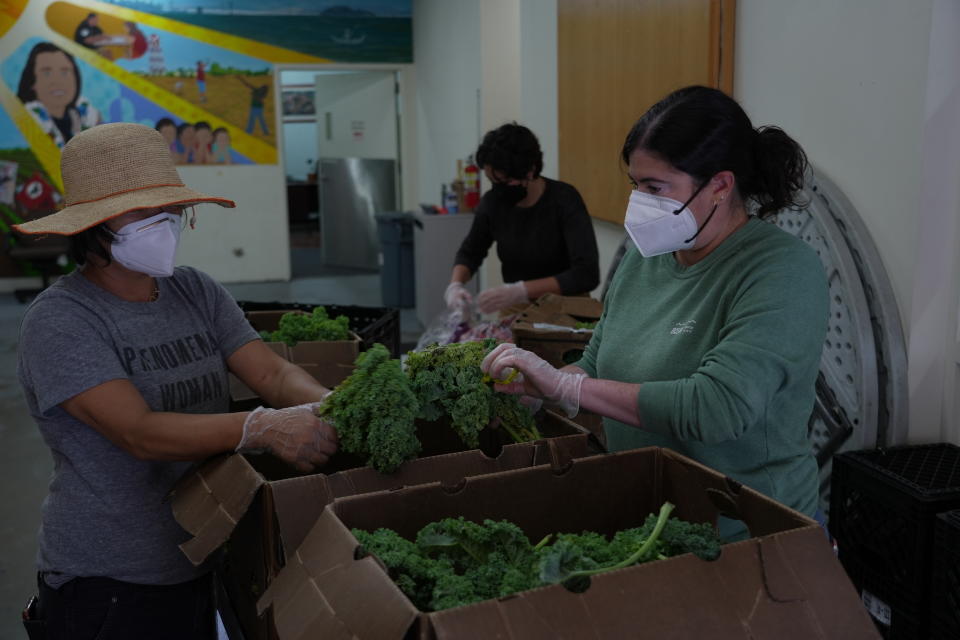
[481,343,586,417]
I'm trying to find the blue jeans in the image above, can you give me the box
[35,572,214,639]
[246,106,269,134]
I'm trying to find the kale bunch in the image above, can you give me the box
[405,339,540,447]
[354,517,540,612]
[353,503,722,611]
[261,306,351,346]
[317,343,420,472]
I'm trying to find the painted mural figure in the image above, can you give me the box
[238,76,269,135]
[17,42,101,149]
[193,121,213,164]
[124,21,148,60]
[155,117,178,161]
[211,127,233,164]
[73,13,113,59]
[195,60,207,103]
[174,122,195,164]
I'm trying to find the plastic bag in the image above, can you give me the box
[414,306,469,351]
[414,304,518,352]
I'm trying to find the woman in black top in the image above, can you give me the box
[446,123,600,314]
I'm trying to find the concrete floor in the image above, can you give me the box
[0,273,422,639]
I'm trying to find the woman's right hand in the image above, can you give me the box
[237,403,338,472]
[481,343,586,418]
[444,281,473,311]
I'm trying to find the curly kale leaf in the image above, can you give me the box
[405,340,539,446]
[267,306,351,346]
[354,505,719,612]
[318,343,420,472]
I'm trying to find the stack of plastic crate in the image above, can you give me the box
[237,300,401,358]
[932,509,960,639]
[829,443,960,639]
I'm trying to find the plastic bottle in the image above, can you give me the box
[463,154,480,211]
[444,183,459,214]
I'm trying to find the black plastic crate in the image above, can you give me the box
[932,509,960,639]
[829,443,960,638]
[237,300,401,358]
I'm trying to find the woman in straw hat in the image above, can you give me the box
[15,123,338,638]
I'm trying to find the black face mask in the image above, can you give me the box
[491,182,527,206]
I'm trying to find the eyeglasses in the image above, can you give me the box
[129,207,195,232]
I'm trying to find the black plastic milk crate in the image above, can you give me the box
[237,300,401,358]
[932,509,960,640]
[829,443,960,639]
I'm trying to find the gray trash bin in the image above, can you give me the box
[375,211,417,308]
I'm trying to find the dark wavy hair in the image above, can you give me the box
[621,86,808,218]
[475,122,544,180]
[68,224,115,266]
[17,42,81,109]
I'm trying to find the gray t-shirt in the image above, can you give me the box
[17,266,259,586]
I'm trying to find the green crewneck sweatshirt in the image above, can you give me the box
[577,218,828,536]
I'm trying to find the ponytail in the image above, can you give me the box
[749,126,808,218]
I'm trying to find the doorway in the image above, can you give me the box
[279,68,401,278]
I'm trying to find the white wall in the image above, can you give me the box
[412,0,482,212]
[735,1,960,444]
[909,0,960,444]
[736,1,931,330]
[176,164,291,281]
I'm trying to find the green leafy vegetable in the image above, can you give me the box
[353,503,721,611]
[574,321,597,330]
[317,344,420,472]
[405,340,540,447]
[263,306,351,346]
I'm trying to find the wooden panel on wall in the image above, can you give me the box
[558,0,736,224]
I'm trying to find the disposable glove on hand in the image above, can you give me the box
[481,343,586,418]
[444,282,473,311]
[237,402,338,472]
[476,281,528,314]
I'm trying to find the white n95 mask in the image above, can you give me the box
[111,212,181,277]
[623,190,700,258]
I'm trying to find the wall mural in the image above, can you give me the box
[0,0,412,277]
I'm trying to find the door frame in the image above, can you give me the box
[273,63,418,214]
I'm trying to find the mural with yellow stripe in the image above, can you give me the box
[63,38,276,164]
[43,1,286,160]
[0,82,64,193]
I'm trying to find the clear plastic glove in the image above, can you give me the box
[237,402,338,472]
[481,343,586,418]
[444,282,473,312]
[476,281,529,314]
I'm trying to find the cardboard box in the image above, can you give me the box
[258,447,880,640]
[509,293,603,369]
[171,412,600,640]
[246,309,361,367]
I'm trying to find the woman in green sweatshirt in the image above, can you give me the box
[482,86,828,540]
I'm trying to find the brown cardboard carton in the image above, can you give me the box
[258,447,880,640]
[245,309,361,366]
[509,293,601,369]
[171,412,599,640]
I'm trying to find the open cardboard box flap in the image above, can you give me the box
[258,447,878,640]
[171,413,596,567]
[172,453,265,566]
[514,294,603,330]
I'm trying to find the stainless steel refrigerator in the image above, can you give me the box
[318,157,397,270]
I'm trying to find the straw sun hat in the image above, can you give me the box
[13,122,235,235]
